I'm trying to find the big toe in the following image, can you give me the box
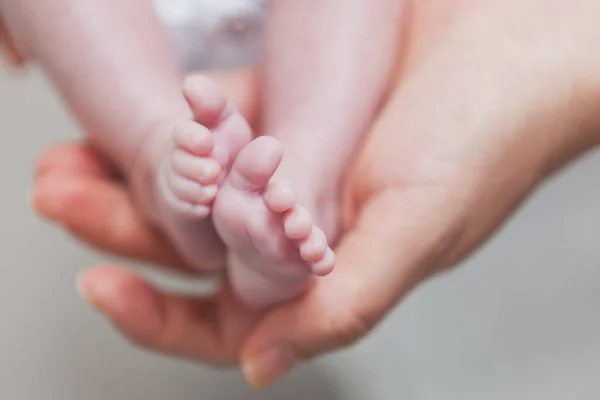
[183,75,230,127]
[227,136,283,192]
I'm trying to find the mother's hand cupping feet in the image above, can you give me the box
[31,0,600,389]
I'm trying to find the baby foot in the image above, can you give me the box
[213,136,335,309]
[154,76,252,271]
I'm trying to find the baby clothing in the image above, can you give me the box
[0,0,266,72]
[153,0,266,72]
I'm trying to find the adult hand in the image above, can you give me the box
[33,67,266,364]
[31,0,600,388]
[33,67,259,271]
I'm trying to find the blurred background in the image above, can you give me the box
[1,66,600,399]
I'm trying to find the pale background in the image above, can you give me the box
[1,66,600,399]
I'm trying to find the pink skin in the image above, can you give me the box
[146,76,251,272]
[213,136,335,309]
[154,78,334,308]
[258,0,406,296]
[3,0,401,309]
[213,0,404,309]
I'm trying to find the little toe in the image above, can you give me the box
[298,227,328,263]
[172,121,214,156]
[227,136,284,192]
[311,248,336,277]
[171,150,221,184]
[283,206,314,240]
[264,181,296,213]
[184,75,231,127]
[167,173,218,206]
[162,184,212,218]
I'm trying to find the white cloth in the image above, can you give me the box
[153,0,266,72]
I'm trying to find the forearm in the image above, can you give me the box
[1,0,190,168]
[262,0,405,148]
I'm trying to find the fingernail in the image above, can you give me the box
[29,180,62,221]
[76,270,102,311]
[242,345,297,390]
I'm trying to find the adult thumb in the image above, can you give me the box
[240,184,467,388]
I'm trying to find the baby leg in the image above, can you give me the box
[3,0,255,272]
[212,0,404,306]
[148,76,252,271]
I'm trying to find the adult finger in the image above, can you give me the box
[77,265,261,364]
[243,0,600,388]
[31,68,260,267]
[35,141,116,179]
[32,170,188,270]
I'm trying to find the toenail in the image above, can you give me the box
[199,185,218,202]
[266,181,296,211]
[311,248,336,276]
[190,204,211,218]
[200,161,220,179]
[300,238,327,262]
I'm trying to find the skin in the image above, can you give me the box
[30,0,600,390]
[0,0,190,169]
[212,0,406,309]
[262,0,405,237]
[2,0,404,308]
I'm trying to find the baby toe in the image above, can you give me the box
[299,227,328,263]
[172,120,214,156]
[311,248,336,277]
[167,173,218,206]
[184,75,230,126]
[171,150,221,184]
[264,180,297,213]
[283,206,313,240]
